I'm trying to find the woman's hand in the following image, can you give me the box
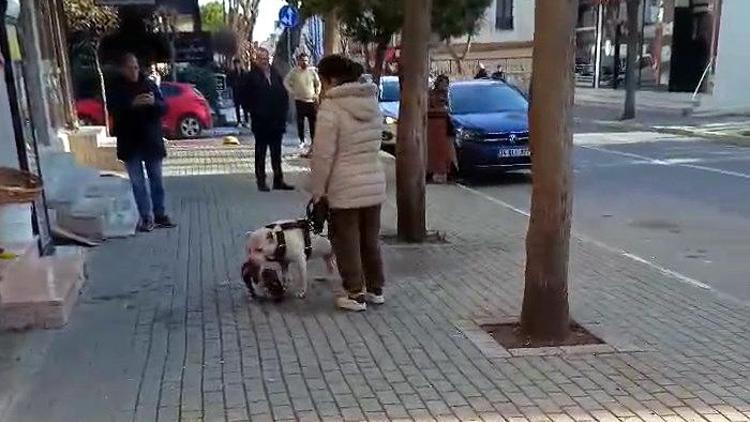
[132,93,155,107]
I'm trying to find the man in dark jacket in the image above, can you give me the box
[107,52,175,232]
[240,48,294,191]
[491,64,506,81]
[475,63,489,79]
[227,58,248,127]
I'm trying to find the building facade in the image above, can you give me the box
[575,0,720,93]
[429,0,734,97]
[431,0,535,90]
[1,0,70,253]
[709,0,750,111]
[1,0,90,330]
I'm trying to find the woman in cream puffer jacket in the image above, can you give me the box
[310,55,387,312]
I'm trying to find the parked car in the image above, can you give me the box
[76,97,108,127]
[379,76,400,146]
[450,80,530,174]
[75,81,213,139]
[377,78,531,175]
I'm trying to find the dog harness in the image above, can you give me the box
[265,219,312,262]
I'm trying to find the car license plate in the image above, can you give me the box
[498,148,530,158]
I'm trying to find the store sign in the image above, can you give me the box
[174,32,212,63]
[158,0,196,14]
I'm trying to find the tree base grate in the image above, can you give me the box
[481,321,604,350]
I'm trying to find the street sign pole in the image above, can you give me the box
[278,5,299,66]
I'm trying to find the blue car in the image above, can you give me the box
[379,76,400,145]
[450,80,531,175]
[378,78,531,175]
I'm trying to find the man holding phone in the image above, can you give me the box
[107,52,176,232]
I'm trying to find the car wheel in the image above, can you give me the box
[454,161,475,181]
[178,115,202,139]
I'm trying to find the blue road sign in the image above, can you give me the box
[278,5,299,28]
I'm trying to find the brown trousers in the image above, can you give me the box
[329,205,385,294]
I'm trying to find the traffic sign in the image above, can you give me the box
[278,5,299,28]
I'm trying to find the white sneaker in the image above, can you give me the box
[364,292,385,305]
[336,294,367,312]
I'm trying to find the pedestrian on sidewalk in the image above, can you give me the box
[427,74,458,183]
[147,64,161,87]
[475,62,489,79]
[284,52,321,153]
[239,48,294,192]
[107,53,176,232]
[310,55,387,312]
[227,58,248,127]
[491,64,506,81]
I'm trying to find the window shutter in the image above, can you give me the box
[495,0,514,30]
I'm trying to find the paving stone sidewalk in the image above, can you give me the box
[2,141,750,422]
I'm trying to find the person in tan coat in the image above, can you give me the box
[310,55,387,312]
[284,53,321,149]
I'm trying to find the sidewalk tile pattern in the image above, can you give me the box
[2,144,750,422]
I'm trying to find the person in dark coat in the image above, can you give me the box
[107,52,175,232]
[227,58,248,127]
[491,64,506,81]
[474,63,489,79]
[240,47,294,191]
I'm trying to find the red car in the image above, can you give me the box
[76,81,213,139]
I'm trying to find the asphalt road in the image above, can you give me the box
[465,131,750,303]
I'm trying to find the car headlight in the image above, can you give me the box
[385,116,397,125]
[455,128,482,142]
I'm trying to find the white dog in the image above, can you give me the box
[244,219,335,299]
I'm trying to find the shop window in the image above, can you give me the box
[496,0,514,30]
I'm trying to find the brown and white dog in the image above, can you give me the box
[242,220,335,300]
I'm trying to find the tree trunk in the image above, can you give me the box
[363,44,374,74]
[396,0,431,242]
[613,22,621,89]
[248,0,260,45]
[372,38,389,86]
[324,10,339,56]
[520,0,578,342]
[444,36,473,75]
[622,0,639,120]
[52,0,78,128]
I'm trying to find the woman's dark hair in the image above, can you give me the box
[317,55,364,85]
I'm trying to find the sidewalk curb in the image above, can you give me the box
[580,117,750,146]
[653,127,750,146]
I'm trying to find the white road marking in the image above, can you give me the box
[580,145,669,164]
[679,164,750,180]
[456,184,713,292]
[458,184,530,217]
[582,145,750,179]
[574,131,686,145]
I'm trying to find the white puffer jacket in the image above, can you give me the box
[310,82,387,209]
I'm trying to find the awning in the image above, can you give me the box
[156,0,197,14]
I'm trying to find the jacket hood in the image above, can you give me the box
[325,82,381,122]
